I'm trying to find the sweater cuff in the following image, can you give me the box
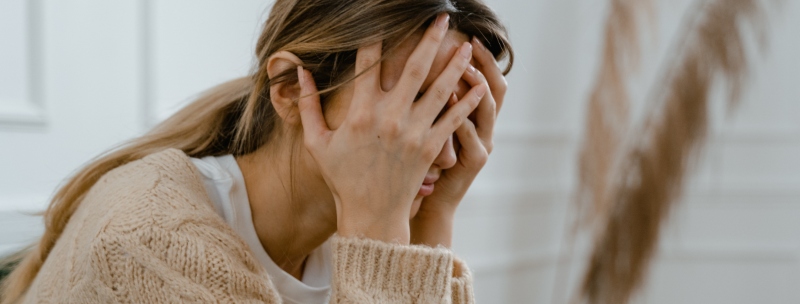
[331,235,454,302]
[451,257,475,304]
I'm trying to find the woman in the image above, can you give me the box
[0,0,512,302]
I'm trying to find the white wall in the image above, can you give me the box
[483,0,800,303]
[1,1,799,303]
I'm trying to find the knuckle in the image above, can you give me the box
[303,135,320,151]
[496,78,509,94]
[303,135,315,148]
[450,114,464,129]
[358,55,378,69]
[470,93,482,106]
[485,141,494,154]
[407,64,427,82]
[432,86,450,102]
[410,137,425,151]
[426,31,444,44]
[401,134,423,153]
[457,56,470,69]
[463,118,475,131]
[351,111,374,128]
[475,153,489,166]
[421,143,439,160]
[475,68,487,82]
[380,119,402,136]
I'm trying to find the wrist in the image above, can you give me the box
[338,211,410,245]
[414,198,459,220]
[410,210,455,248]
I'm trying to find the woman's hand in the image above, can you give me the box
[296,14,487,244]
[410,37,508,248]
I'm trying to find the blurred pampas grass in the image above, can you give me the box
[577,0,653,234]
[577,0,775,303]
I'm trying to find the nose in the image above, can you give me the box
[433,134,457,170]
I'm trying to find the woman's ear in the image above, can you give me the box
[267,51,304,126]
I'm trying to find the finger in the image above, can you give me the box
[454,117,489,164]
[461,64,496,141]
[431,83,485,141]
[472,37,507,114]
[393,13,450,102]
[414,42,473,123]
[448,92,458,107]
[354,41,382,95]
[297,67,330,140]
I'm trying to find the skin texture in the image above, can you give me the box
[236,14,506,280]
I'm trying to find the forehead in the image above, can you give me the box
[380,29,472,92]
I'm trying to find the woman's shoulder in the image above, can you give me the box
[46,148,280,302]
[80,148,222,233]
[100,148,203,195]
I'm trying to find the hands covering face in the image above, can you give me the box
[409,36,507,248]
[296,13,506,245]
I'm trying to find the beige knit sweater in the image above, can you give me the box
[22,149,475,303]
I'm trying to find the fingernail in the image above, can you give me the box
[436,14,450,30]
[472,37,487,51]
[450,92,459,105]
[459,43,472,59]
[297,66,305,85]
[467,64,477,74]
[475,84,486,98]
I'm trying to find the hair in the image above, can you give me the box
[0,0,513,302]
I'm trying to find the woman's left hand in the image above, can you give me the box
[410,37,508,248]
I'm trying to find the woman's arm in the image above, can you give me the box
[329,235,465,303]
[88,222,280,303]
[296,13,481,303]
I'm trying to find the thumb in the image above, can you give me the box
[297,66,329,141]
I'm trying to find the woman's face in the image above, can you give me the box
[321,30,474,218]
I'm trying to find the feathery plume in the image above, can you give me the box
[577,0,652,228]
[578,0,771,303]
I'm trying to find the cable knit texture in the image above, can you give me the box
[21,149,475,303]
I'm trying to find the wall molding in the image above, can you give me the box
[468,249,560,275]
[0,209,43,256]
[0,102,45,126]
[4,182,797,214]
[493,125,800,147]
[0,194,50,213]
[0,0,45,127]
[139,0,156,128]
[461,182,800,206]
[657,245,800,263]
[494,125,577,144]
[468,243,800,276]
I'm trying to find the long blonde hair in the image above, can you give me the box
[0,0,513,302]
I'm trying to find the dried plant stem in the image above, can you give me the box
[578,0,770,303]
[577,0,651,229]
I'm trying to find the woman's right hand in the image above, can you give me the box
[295,14,486,244]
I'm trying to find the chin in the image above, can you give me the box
[409,197,423,218]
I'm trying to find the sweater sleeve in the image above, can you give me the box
[88,224,282,303]
[330,235,476,303]
[451,257,476,304]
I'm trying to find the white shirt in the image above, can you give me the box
[190,155,332,304]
